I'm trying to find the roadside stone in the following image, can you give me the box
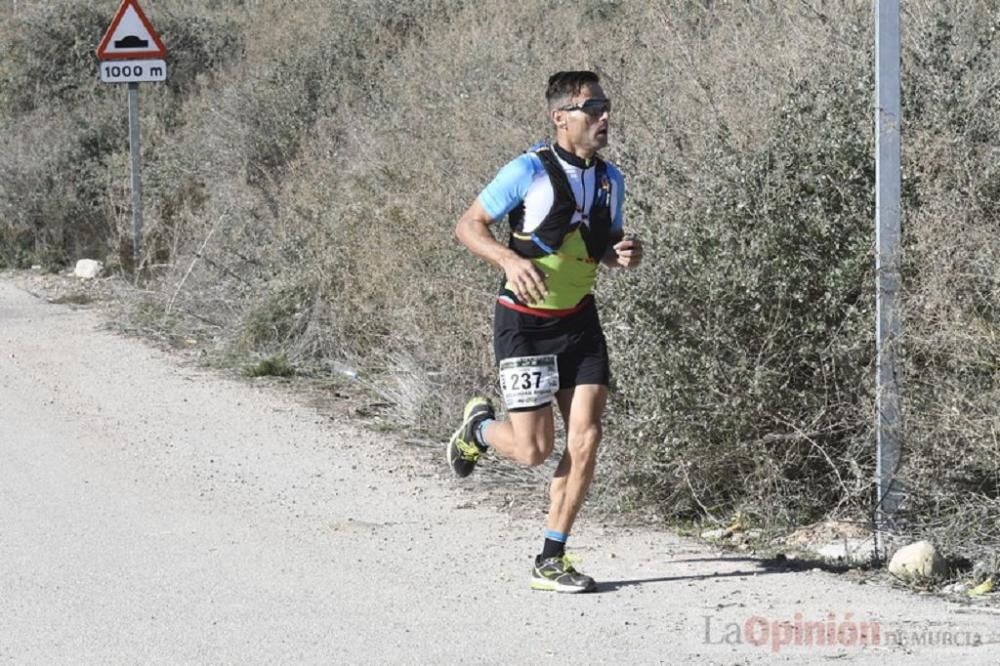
[785,519,869,546]
[700,528,730,540]
[73,259,103,280]
[814,537,876,565]
[888,540,948,581]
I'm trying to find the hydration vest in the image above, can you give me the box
[507,146,614,264]
[500,145,615,311]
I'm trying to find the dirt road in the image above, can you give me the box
[1,278,997,664]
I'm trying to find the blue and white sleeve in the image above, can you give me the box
[477,154,539,221]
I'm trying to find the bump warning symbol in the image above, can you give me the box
[96,0,166,61]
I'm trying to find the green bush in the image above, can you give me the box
[244,354,296,378]
[601,69,878,524]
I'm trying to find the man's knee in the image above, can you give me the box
[568,423,602,461]
[516,432,553,466]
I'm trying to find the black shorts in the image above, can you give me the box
[493,297,610,399]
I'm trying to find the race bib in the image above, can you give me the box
[499,355,560,409]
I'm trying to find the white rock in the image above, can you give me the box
[700,528,729,540]
[942,581,970,595]
[814,538,876,564]
[73,259,103,279]
[888,540,948,581]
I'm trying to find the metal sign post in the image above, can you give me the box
[127,82,144,268]
[874,0,904,559]
[96,0,168,274]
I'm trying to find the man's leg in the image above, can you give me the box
[547,384,606,536]
[446,398,558,476]
[480,408,555,467]
[529,384,606,593]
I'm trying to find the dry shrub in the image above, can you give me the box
[590,3,879,526]
[0,0,241,269]
[0,2,122,268]
[896,4,1000,555]
[3,0,999,553]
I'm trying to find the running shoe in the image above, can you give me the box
[446,396,494,478]
[530,554,597,593]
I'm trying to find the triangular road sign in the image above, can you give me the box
[96,0,166,61]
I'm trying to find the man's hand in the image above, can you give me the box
[609,234,643,269]
[502,255,548,304]
[456,200,548,303]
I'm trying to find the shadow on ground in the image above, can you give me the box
[596,554,865,593]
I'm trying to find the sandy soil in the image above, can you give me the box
[1,277,998,664]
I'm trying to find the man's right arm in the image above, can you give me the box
[454,200,548,305]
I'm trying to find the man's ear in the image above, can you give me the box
[551,108,565,129]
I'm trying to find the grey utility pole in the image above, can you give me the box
[874,0,904,558]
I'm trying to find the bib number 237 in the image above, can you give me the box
[499,355,559,409]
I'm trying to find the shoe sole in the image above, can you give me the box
[445,424,474,476]
[530,578,597,593]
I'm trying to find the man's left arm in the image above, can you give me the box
[601,166,642,269]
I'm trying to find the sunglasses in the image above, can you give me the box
[560,98,612,117]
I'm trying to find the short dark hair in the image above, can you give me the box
[546,71,600,109]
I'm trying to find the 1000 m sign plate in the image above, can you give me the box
[99,59,166,83]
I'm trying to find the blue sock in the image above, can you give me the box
[541,529,568,559]
[473,418,493,450]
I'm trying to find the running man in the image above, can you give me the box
[448,71,643,593]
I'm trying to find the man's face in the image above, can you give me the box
[555,83,611,152]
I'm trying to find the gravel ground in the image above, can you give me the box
[1,277,998,664]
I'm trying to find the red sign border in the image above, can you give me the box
[96,0,167,61]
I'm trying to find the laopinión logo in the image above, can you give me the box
[703,612,983,654]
